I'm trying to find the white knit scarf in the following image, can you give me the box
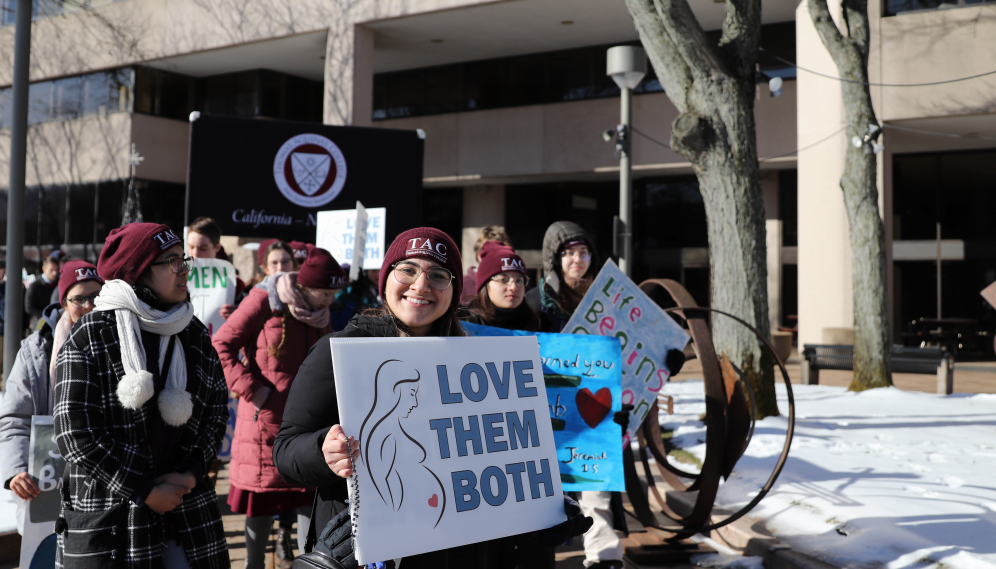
[94,280,195,426]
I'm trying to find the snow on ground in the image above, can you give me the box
[661,380,996,569]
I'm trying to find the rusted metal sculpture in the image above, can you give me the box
[624,279,796,540]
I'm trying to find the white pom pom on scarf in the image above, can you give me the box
[117,370,155,409]
[158,388,194,427]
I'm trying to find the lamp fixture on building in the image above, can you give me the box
[605,45,646,277]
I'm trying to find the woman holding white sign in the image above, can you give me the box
[214,246,346,569]
[275,228,592,568]
[0,261,102,533]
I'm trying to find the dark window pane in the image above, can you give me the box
[133,67,156,115]
[53,76,82,120]
[548,49,595,102]
[505,54,547,107]
[202,74,234,115]
[779,169,798,247]
[27,81,52,125]
[464,59,506,111]
[0,88,11,129]
[422,189,463,249]
[234,71,258,116]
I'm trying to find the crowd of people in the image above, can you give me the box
[0,215,643,569]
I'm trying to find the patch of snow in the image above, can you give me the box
[662,380,996,569]
[691,553,766,569]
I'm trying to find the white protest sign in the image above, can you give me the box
[331,337,566,564]
[315,207,386,271]
[188,258,237,338]
[350,202,368,281]
[563,260,690,444]
[187,258,238,461]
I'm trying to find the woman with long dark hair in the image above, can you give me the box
[465,241,542,332]
[213,247,345,569]
[274,228,589,568]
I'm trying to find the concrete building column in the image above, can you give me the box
[323,23,374,126]
[762,171,782,334]
[796,2,853,347]
[461,185,506,273]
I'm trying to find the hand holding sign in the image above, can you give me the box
[323,424,360,477]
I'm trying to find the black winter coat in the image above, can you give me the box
[274,314,523,569]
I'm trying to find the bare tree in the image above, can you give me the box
[807,0,892,390]
[623,0,778,416]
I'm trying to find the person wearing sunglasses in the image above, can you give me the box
[0,260,102,537]
[275,228,591,568]
[53,223,230,569]
[464,241,544,333]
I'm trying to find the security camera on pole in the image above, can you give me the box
[604,46,646,277]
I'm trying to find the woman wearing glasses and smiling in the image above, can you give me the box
[53,223,230,569]
[0,260,102,535]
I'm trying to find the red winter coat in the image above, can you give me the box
[212,287,330,493]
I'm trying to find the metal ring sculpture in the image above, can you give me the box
[623,279,796,540]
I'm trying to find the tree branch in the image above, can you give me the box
[652,0,730,81]
[623,0,693,110]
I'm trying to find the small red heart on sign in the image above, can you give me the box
[428,494,438,508]
[576,387,612,429]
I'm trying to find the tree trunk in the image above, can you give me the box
[808,0,893,391]
[625,0,778,417]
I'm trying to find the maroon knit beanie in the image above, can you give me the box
[288,241,311,265]
[257,239,278,267]
[298,247,347,289]
[98,223,182,285]
[379,228,463,300]
[475,241,527,293]
[59,260,103,304]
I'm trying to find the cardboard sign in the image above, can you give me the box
[28,416,64,523]
[331,337,566,564]
[188,258,237,338]
[563,260,690,443]
[188,258,238,461]
[315,207,386,271]
[462,323,624,492]
[185,115,423,241]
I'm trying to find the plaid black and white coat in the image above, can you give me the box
[54,310,230,569]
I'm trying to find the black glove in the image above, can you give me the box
[613,403,635,433]
[666,348,685,377]
[531,495,594,546]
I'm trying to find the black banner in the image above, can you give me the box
[186,115,424,242]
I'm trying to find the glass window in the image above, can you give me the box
[885,0,970,16]
[0,88,11,129]
[27,81,53,125]
[779,170,798,247]
[53,76,82,120]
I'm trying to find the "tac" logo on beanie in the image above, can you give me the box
[406,238,448,263]
[152,229,181,250]
[75,267,100,281]
[501,257,525,272]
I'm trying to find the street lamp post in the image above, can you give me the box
[606,46,646,277]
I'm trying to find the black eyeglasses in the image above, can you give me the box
[392,263,454,291]
[150,256,192,274]
[67,293,99,308]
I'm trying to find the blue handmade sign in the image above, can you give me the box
[563,260,690,445]
[463,322,624,492]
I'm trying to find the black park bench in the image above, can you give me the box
[801,344,955,394]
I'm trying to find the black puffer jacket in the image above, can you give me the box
[524,221,600,332]
[273,314,517,568]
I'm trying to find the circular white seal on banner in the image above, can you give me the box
[273,134,348,208]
